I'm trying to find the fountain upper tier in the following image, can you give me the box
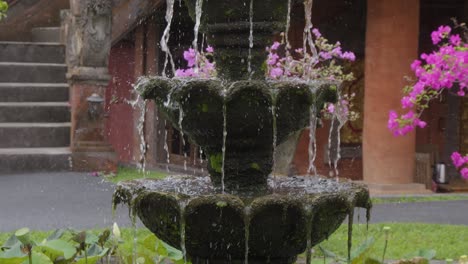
[137,77,338,191]
[183,0,299,80]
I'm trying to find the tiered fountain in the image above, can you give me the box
[114,0,371,263]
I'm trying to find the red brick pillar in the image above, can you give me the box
[363,0,420,184]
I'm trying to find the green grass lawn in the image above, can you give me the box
[105,167,168,184]
[371,195,468,204]
[2,223,467,262]
[313,223,468,261]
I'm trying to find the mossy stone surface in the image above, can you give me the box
[248,195,307,259]
[134,192,182,247]
[185,195,245,259]
[140,78,338,192]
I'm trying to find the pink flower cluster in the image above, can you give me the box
[451,152,468,179]
[389,25,468,136]
[175,46,216,78]
[266,28,355,82]
[390,24,468,179]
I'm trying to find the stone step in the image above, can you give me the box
[0,83,69,102]
[0,62,67,83]
[0,123,70,148]
[0,102,70,122]
[0,42,65,63]
[31,27,61,43]
[0,147,71,174]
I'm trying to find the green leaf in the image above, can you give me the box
[84,232,99,245]
[1,243,26,258]
[404,249,436,260]
[318,245,341,261]
[160,240,183,260]
[351,237,377,264]
[21,252,53,264]
[98,230,111,246]
[75,255,102,264]
[364,258,382,264]
[46,229,65,241]
[0,243,27,264]
[2,234,20,250]
[351,236,376,260]
[40,240,76,260]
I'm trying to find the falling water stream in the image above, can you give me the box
[247,0,254,78]
[221,92,228,193]
[161,0,176,76]
[244,206,251,264]
[307,105,318,176]
[192,0,203,74]
[179,199,190,263]
[271,93,278,187]
[164,120,171,171]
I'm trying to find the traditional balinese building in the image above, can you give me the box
[1,0,467,192]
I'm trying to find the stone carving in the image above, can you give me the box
[63,0,113,70]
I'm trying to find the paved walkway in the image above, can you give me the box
[1,172,468,232]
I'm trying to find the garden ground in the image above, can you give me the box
[1,171,468,261]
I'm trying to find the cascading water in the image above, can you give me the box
[244,206,251,264]
[164,120,171,171]
[221,89,228,193]
[307,105,318,176]
[247,0,254,78]
[161,0,176,76]
[271,92,278,187]
[303,0,318,59]
[178,107,188,171]
[192,0,203,74]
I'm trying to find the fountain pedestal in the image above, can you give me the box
[114,0,371,262]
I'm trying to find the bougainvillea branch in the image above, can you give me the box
[389,24,468,179]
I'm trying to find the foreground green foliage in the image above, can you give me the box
[104,167,167,184]
[1,223,467,263]
[0,0,7,20]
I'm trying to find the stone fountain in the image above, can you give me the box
[114,0,371,263]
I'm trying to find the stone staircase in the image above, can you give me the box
[0,28,71,173]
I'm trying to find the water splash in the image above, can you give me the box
[307,105,318,176]
[285,0,292,51]
[221,94,228,193]
[303,0,318,60]
[244,206,251,264]
[271,96,278,188]
[327,116,335,178]
[199,147,204,173]
[304,204,313,264]
[164,120,171,172]
[137,100,147,174]
[192,0,204,74]
[247,0,254,78]
[178,107,188,171]
[131,78,149,174]
[179,199,189,263]
[161,0,176,76]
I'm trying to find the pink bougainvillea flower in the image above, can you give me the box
[271,41,281,50]
[206,45,214,53]
[327,103,335,113]
[269,67,284,79]
[461,168,468,179]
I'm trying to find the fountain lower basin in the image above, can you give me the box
[114,176,371,264]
